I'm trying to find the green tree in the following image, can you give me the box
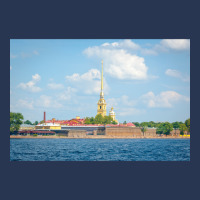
[185,118,190,132]
[141,126,147,136]
[40,120,45,124]
[90,117,95,124]
[179,124,188,135]
[123,121,127,125]
[132,122,140,127]
[94,114,104,124]
[103,116,113,124]
[140,122,148,128]
[84,117,91,124]
[24,120,32,125]
[156,122,173,135]
[112,121,118,125]
[33,121,39,125]
[172,121,180,129]
[10,112,24,132]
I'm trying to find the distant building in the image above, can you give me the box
[20,124,35,130]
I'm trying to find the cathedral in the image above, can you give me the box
[97,60,117,123]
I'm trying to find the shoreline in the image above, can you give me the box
[10,135,190,139]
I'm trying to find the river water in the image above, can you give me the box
[10,138,190,161]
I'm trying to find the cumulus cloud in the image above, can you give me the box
[161,39,190,50]
[17,99,34,109]
[142,91,190,108]
[84,45,148,80]
[118,108,146,116]
[47,83,64,90]
[10,50,39,59]
[107,95,137,108]
[33,50,39,55]
[101,40,140,50]
[66,69,109,94]
[18,74,42,92]
[165,69,190,82]
[36,95,63,108]
[58,87,77,101]
[10,54,17,59]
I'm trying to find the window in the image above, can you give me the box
[100,106,101,109]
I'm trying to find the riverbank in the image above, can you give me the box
[10,135,190,139]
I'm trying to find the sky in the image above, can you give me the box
[10,39,190,123]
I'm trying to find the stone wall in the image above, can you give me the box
[105,127,142,137]
[68,130,87,138]
[170,129,180,136]
[144,128,157,137]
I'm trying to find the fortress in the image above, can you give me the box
[16,61,183,138]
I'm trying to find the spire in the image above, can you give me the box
[100,60,104,99]
[101,60,103,91]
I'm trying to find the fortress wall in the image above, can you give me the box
[144,128,157,137]
[105,127,142,137]
[170,129,180,136]
[68,130,87,138]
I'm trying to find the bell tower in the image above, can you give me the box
[97,60,107,117]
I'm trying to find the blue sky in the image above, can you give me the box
[10,39,190,123]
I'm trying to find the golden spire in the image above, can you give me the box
[101,60,103,91]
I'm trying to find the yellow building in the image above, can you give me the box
[97,60,107,117]
[35,123,61,130]
[109,107,118,123]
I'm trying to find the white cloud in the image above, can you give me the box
[10,54,17,59]
[165,69,190,82]
[84,46,148,80]
[33,50,39,55]
[10,50,39,59]
[10,66,12,70]
[36,95,63,108]
[101,40,140,50]
[107,95,136,108]
[18,74,42,92]
[142,91,190,108]
[47,83,64,90]
[118,108,146,116]
[17,99,34,109]
[58,87,77,101]
[161,39,190,50]
[66,69,109,94]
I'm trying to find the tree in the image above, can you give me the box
[84,117,91,124]
[94,114,104,124]
[24,120,32,125]
[140,122,148,128]
[10,112,24,132]
[172,121,180,129]
[112,121,118,125]
[185,118,190,132]
[103,116,113,124]
[33,121,39,125]
[179,124,188,135]
[132,122,140,127]
[123,121,127,125]
[141,126,147,136]
[40,120,45,124]
[156,122,173,135]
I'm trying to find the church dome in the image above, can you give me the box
[109,107,115,116]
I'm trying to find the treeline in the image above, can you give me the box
[132,119,190,135]
[23,120,39,125]
[84,114,118,125]
[10,112,39,132]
